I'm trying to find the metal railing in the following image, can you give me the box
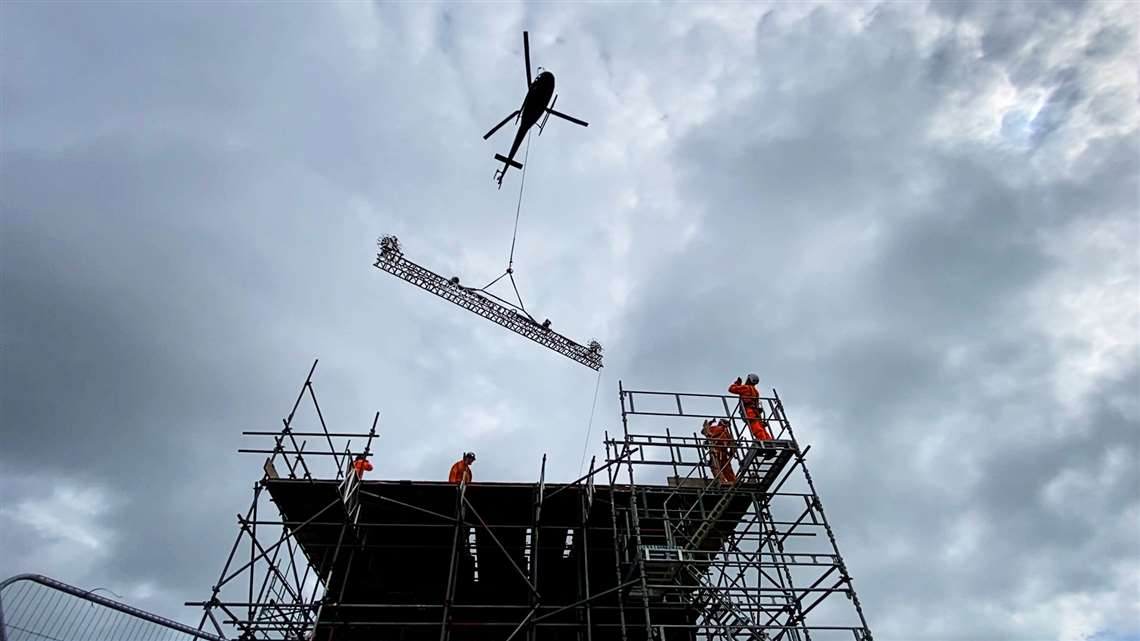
[0,574,225,641]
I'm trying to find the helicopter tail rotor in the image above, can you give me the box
[493,154,523,188]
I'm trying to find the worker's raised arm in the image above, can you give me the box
[728,382,748,395]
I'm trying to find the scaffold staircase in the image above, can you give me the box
[683,441,794,553]
[686,564,768,641]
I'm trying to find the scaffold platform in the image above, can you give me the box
[262,456,793,641]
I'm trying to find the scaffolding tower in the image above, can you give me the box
[190,363,872,641]
[605,383,872,641]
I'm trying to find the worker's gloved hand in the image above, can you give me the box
[734,377,743,385]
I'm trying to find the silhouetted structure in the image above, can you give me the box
[191,362,872,641]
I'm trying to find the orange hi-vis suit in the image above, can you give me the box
[703,421,737,484]
[352,458,373,479]
[728,380,773,441]
[448,459,472,484]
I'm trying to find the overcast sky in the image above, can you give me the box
[2,2,1138,640]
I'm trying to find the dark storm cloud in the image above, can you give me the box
[2,1,615,616]
[1,133,331,598]
[2,2,1136,639]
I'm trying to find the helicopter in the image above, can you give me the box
[483,31,589,188]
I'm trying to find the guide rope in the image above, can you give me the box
[578,368,603,475]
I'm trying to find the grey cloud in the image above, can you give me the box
[1085,25,1132,58]
[1030,68,1085,145]
[2,2,1137,639]
[611,3,1138,639]
[975,1,1086,63]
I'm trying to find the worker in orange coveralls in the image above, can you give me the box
[729,374,772,441]
[352,454,373,479]
[702,418,737,484]
[449,452,476,484]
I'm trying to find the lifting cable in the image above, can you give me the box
[474,132,604,468]
[479,133,535,319]
[507,133,532,269]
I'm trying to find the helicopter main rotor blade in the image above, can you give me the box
[545,107,589,128]
[484,110,521,140]
[537,94,557,134]
[523,31,532,86]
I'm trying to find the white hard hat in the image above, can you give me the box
[746,373,759,385]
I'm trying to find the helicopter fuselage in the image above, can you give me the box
[506,71,555,161]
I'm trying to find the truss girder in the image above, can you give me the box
[374,236,602,370]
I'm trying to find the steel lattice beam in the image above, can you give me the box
[374,236,603,370]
